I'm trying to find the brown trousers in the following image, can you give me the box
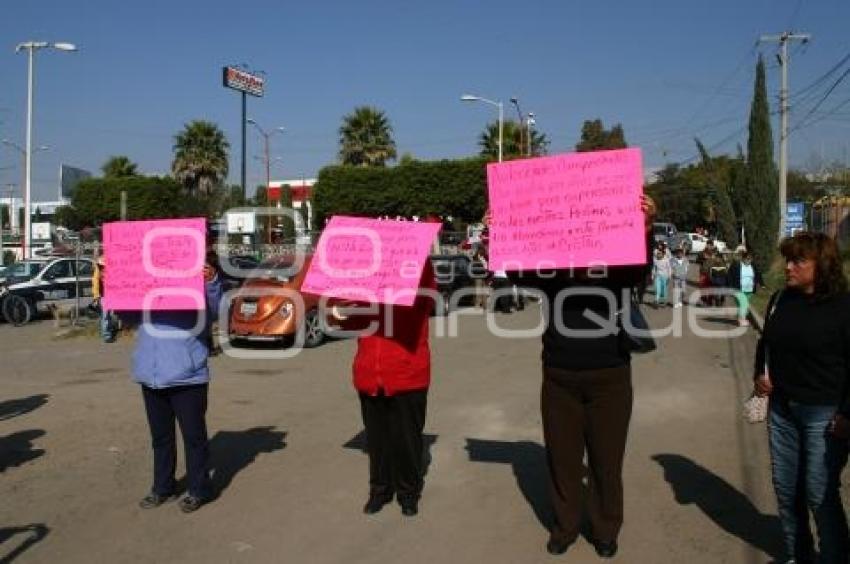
[542,364,633,544]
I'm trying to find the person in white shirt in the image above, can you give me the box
[670,248,689,308]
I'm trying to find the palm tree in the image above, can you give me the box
[172,120,230,195]
[101,155,138,178]
[338,106,397,167]
[479,120,549,161]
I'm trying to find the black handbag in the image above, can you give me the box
[620,297,657,354]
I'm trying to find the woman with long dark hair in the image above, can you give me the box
[754,231,850,563]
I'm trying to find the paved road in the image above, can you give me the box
[0,298,791,563]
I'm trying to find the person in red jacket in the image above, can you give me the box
[331,262,436,517]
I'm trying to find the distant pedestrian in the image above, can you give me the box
[754,231,850,564]
[471,247,489,309]
[727,251,764,327]
[652,248,671,306]
[92,256,117,342]
[670,247,689,308]
[698,243,726,307]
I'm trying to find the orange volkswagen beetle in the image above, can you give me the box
[229,254,329,348]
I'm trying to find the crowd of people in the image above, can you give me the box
[648,238,766,327]
[94,199,850,562]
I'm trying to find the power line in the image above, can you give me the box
[794,95,850,130]
[682,42,758,128]
[789,51,850,103]
[790,67,850,132]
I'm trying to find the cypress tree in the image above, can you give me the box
[695,138,738,247]
[742,55,779,271]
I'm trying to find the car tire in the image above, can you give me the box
[3,295,34,326]
[301,308,325,348]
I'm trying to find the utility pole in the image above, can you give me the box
[759,31,810,239]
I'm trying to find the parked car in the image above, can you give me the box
[229,254,330,348]
[0,259,48,287]
[1,257,95,326]
[652,222,690,253]
[686,233,728,256]
[429,254,478,315]
[219,254,261,293]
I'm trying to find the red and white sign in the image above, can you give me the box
[222,66,264,97]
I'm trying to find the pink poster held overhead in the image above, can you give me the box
[487,148,646,271]
[102,218,207,311]
[302,216,441,306]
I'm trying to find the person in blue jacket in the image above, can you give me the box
[127,253,223,513]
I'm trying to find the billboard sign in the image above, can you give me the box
[31,222,53,241]
[59,164,93,200]
[226,211,256,234]
[222,66,264,97]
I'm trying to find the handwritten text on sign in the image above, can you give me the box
[487,148,646,270]
[102,218,206,311]
[301,216,441,306]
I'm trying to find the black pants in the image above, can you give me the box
[359,389,428,503]
[541,364,632,544]
[141,384,210,499]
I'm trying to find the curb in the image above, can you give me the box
[748,308,765,334]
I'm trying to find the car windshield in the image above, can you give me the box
[258,256,305,281]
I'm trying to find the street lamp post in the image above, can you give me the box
[509,97,525,157]
[15,40,77,259]
[247,119,285,244]
[2,140,48,256]
[461,94,503,162]
[526,112,536,157]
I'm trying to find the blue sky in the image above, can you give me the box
[1,0,849,201]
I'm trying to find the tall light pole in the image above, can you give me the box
[2,139,48,252]
[247,119,285,243]
[461,94,503,162]
[526,112,536,157]
[15,41,77,259]
[510,97,525,157]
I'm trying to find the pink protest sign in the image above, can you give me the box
[302,216,441,306]
[102,218,207,311]
[487,148,646,271]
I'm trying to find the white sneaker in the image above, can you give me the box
[738,319,750,327]
[673,303,683,309]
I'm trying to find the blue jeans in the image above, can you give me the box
[100,309,117,342]
[769,397,849,563]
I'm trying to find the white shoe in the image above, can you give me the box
[673,303,682,309]
[738,319,750,327]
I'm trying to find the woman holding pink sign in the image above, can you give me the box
[330,261,436,517]
[500,194,656,558]
[122,252,223,514]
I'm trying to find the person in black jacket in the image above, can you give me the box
[727,251,765,326]
[754,231,850,564]
[501,194,656,558]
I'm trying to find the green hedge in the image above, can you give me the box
[68,176,185,227]
[312,158,489,226]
